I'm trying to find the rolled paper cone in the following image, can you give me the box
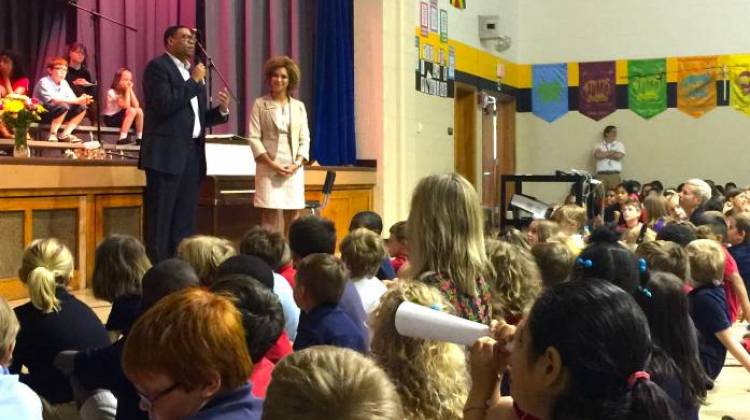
[394,301,491,346]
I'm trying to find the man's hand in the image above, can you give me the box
[217,88,230,113]
[191,63,206,83]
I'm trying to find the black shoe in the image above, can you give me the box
[117,136,134,146]
[135,138,142,146]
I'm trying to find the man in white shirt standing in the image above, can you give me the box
[593,125,625,192]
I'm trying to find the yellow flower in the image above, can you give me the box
[3,99,24,113]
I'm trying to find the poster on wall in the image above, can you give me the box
[416,62,454,98]
[677,56,718,118]
[578,61,616,121]
[440,9,448,42]
[450,0,466,10]
[420,2,429,36]
[448,47,455,79]
[728,54,750,116]
[430,0,438,32]
[628,59,667,119]
[532,63,568,122]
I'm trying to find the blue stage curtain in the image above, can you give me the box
[312,0,356,165]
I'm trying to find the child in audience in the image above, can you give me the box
[276,243,296,288]
[123,289,262,419]
[485,239,541,325]
[240,226,295,288]
[525,219,560,247]
[349,210,396,280]
[657,220,698,247]
[65,258,199,420]
[574,226,641,294]
[217,255,299,342]
[498,227,531,251]
[11,239,110,415]
[292,253,367,353]
[633,272,707,420]
[723,188,748,215]
[263,346,403,419]
[370,281,468,420]
[635,240,689,288]
[210,274,286,398]
[686,239,750,381]
[466,280,677,420]
[0,297,42,420]
[530,241,574,288]
[33,57,92,142]
[407,173,493,323]
[176,235,236,286]
[550,204,588,253]
[727,212,750,294]
[289,215,369,343]
[387,221,409,276]
[621,197,656,249]
[91,234,151,340]
[644,194,670,233]
[340,228,388,315]
[102,67,143,145]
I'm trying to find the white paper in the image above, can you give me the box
[394,301,490,346]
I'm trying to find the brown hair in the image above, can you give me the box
[388,221,408,242]
[644,194,669,226]
[122,288,252,391]
[239,226,287,269]
[92,235,150,302]
[110,67,132,91]
[635,240,688,281]
[263,56,300,92]
[533,220,561,244]
[485,239,542,321]
[531,241,574,288]
[296,253,348,305]
[340,228,387,279]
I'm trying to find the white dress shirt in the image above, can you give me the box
[166,52,201,138]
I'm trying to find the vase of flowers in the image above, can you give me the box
[0,93,45,158]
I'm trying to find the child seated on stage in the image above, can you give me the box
[292,253,367,353]
[0,296,42,420]
[176,234,235,287]
[102,67,143,145]
[32,57,92,143]
[340,228,388,316]
[263,346,403,420]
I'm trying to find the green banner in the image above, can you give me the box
[628,59,667,119]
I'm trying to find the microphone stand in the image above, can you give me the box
[66,1,137,144]
[194,38,240,134]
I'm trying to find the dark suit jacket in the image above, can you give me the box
[140,53,228,176]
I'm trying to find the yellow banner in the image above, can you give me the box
[677,56,718,118]
[729,54,750,115]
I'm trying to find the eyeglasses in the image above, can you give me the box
[137,382,180,411]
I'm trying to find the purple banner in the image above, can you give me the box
[578,61,616,121]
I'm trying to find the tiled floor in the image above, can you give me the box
[9,290,750,419]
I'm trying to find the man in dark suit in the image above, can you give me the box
[141,25,230,262]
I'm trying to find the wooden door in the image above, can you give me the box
[480,93,516,208]
[454,83,476,186]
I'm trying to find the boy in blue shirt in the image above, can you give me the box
[293,254,367,353]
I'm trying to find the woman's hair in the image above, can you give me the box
[634,240,688,281]
[531,241,574,288]
[528,280,676,420]
[110,67,131,91]
[498,226,531,251]
[0,297,19,363]
[0,50,27,81]
[485,239,541,322]
[340,228,387,279]
[122,288,252,392]
[643,195,668,226]
[685,239,725,286]
[18,238,74,313]
[263,55,301,92]
[264,346,403,420]
[92,235,150,302]
[533,220,561,244]
[370,281,467,420]
[574,226,641,294]
[176,235,236,286]
[407,173,490,296]
[634,272,707,409]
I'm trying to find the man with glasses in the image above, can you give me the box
[140,25,230,262]
[32,57,92,142]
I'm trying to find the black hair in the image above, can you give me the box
[216,255,274,290]
[724,182,737,192]
[288,215,337,258]
[0,50,27,81]
[647,181,664,194]
[349,211,384,235]
[656,222,697,247]
[210,274,284,363]
[622,180,641,195]
[574,226,641,294]
[163,25,192,47]
[603,125,617,136]
[634,271,707,413]
[529,280,676,420]
[141,258,199,311]
[724,187,745,200]
[693,211,728,242]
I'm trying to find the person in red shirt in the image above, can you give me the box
[0,50,31,138]
[387,221,409,276]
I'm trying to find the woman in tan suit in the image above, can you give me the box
[248,56,310,233]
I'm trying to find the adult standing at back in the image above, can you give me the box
[140,25,230,262]
[593,125,625,192]
[248,56,310,234]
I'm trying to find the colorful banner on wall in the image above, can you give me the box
[729,54,750,115]
[450,0,466,9]
[578,61,616,121]
[532,63,568,122]
[676,56,718,118]
[628,59,667,119]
